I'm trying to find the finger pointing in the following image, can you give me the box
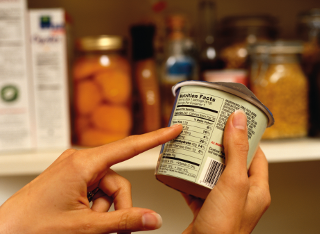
[82,124,183,178]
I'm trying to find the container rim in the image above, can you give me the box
[172,81,274,127]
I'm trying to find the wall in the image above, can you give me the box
[27,0,320,40]
[1,160,320,233]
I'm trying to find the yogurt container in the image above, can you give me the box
[155,81,274,199]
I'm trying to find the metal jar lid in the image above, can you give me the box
[298,8,320,25]
[249,40,304,54]
[172,80,274,127]
[75,35,127,52]
[221,15,278,28]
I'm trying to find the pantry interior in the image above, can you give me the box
[1,0,320,233]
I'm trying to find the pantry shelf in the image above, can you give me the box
[0,138,319,176]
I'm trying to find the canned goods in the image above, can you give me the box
[155,81,274,199]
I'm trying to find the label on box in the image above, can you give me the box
[0,0,34,151]
[29,9,70,149]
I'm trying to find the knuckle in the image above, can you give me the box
[63,148,78,155]
[252,185,271,211]
[124,135,140,155]
[262,188,271,209]
[80,222,93,233]
[122,177,132,188]
[66,150,89,173]
[234,142,249,155]
[118,212,130,231]
[230,173,250,192]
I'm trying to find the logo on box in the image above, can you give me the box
[40,15,64,30]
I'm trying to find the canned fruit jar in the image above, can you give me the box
[72,36,132,146]
[155,81,274,199]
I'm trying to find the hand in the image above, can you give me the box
[0,125,183,234]
[182,110,271,234]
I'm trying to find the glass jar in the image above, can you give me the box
[72,35,132,146]
[297,8,320,136]
[250,41,309,139]
[220,15,278,69]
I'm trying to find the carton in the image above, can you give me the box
[29,9,70,150]
[0,0,35,151]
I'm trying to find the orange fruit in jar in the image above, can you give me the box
[73,55,130,81]
[94,69,131,105]
[74,80,103,115]
[73,57,101,80]
[112,55,131,74]
[79,128,127,147]
[74,116,91,134]
[91,104,132,134]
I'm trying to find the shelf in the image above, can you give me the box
[0,138,320,176]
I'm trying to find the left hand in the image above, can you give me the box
[181,110,271,234]
[0,125,183,234]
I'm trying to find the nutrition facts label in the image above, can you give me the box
[158,88,226,186]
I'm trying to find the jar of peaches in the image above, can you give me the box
[72,35,132,147]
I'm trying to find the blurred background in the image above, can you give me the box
[1,0,320,233]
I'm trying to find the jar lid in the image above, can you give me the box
[130,24,155,60]
[221,15,278,28]
[172,80,274,127]
[250,40,304,54]
[76,35,127,51]
[298,8,320,25]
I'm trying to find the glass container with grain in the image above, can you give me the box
[250,41,309,139]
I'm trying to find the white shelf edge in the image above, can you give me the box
[0,138,320,176]
[260,138,320,163]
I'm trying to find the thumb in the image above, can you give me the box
[223,109,249,176]
[84,207,162,233]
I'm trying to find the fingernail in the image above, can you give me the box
[233,109,247,130]
[142,213,162,230]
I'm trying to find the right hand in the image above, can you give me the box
[182,110,271,234]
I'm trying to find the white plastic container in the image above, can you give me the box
[155,81,274,199]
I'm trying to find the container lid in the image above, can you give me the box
[221,15,278,28]
[204,69,247,77]
[298,8,320,25]
[172,80,274,127]
[130,24,155,60]
[250,40,304,54]
[76,35,127,52]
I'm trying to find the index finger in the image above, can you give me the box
[82,124,183,176]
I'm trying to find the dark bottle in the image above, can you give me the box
[130,24,161,134]
[297,8,320,137]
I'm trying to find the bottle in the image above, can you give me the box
[130,24,161,133]
[160,14,198,126]
[197,0,224,78]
